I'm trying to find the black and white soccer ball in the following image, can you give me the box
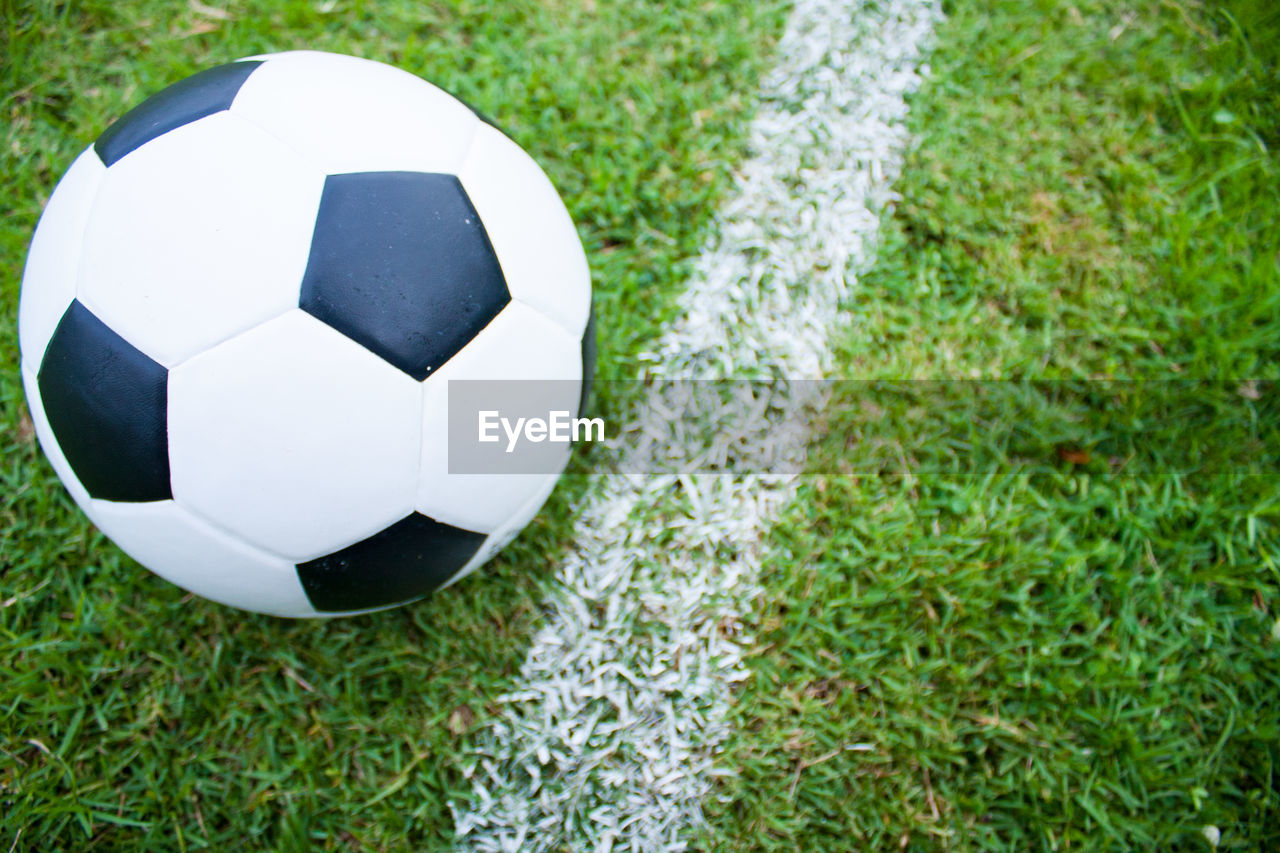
[18,51,593,617]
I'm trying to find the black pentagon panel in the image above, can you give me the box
[579,300,596,418]
[297,512,487,612]
[299,171,511,381]
[95,60,264,167]
[37,300,170,502]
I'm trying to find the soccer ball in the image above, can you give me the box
[18,51,593,617]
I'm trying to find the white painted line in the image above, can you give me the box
[451,1,941,849]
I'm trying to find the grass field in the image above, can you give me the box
[3,0,1278,850]
[706,0,1280,849]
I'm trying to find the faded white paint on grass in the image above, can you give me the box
[452,0,941,849]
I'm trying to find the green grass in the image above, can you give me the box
[706,0,1280,849]
[0,0,789,847]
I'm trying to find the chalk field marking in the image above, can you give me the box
[451,0,941,849]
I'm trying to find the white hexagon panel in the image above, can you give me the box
[439,471,563,591]
[231,51,480,176]
[417,300,582,534]
[457,122,591,337]
[168,310,422,561]
[85,499,313,618]
[17,149,105,373]
[79,112,324,367]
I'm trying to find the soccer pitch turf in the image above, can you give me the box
[2,0,1278,850]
